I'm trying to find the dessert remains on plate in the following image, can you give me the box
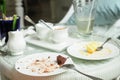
[86,41,100,53]
[84,41,112,56]
[57,55,67,66]
[19,55,67,74]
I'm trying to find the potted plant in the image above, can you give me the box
[0,0,6,19]
[0,0,20,43]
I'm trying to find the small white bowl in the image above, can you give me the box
[35,23,53,40]
[50,25,69,43]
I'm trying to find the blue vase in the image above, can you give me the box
[0,16,20,43]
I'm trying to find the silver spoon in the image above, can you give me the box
[25,15,36,25]
[96,37,111,51]
[25,15,54,30]
[24,15,36,31]
[39,19,54,30]
[62,64,103,80]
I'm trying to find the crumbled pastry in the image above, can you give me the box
[27,56,59,74]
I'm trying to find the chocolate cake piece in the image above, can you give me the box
[57,55,67,66]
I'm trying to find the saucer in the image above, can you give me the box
[25,34,79,52]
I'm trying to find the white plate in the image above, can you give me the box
[25,34,79,52]
[67,42,119,60]
[15,52,73,76]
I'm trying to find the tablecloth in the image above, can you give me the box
[0,25,120,80]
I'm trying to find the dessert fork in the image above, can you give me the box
[96,37,111,51]
[62,64,103,80]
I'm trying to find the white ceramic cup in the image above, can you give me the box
[50,25,69,43]
[35,23,53,41]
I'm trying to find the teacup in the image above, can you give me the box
[50,25,69,43]
[35,23,53,41]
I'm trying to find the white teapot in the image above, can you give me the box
[7,30,26,55]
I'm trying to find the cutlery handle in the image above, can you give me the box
[39,19,54,30]
[101,37,111,47]
[25,15,36,25]
[24,15,36,31]
[72,68,103,80]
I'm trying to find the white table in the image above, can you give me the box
[0,25,120,80]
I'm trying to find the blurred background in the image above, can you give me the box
[5,0,72,26]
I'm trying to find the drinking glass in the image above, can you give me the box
[73,0,97,38]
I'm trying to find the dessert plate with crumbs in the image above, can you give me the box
[15,52,73,76]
